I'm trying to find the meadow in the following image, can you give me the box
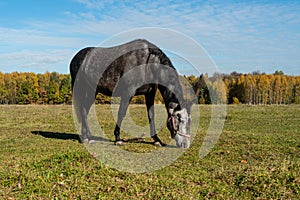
[0,104,299,199]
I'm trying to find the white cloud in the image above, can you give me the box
[0,27,89,48]
[0,25,95,73]
[2,0,300,74]
[73,0,104,9]
[0,49,75,73]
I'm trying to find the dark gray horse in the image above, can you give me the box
[70,39,192,148]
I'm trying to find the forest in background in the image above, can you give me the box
[0,70,300,105]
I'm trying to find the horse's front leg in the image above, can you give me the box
[114,96,131,145]
[145,90,165,146]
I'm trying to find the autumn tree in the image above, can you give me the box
[0,70,300,105]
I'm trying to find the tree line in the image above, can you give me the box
[0,70,299,105]
[224,70,300,104]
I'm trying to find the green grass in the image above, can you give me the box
[0,104,299,199]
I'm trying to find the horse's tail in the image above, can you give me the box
[72,89,82,124]
[70,72,83,124]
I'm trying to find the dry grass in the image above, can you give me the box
[0,104,299,199]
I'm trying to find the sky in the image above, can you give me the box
[0,0,299,75]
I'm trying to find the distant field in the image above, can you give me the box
[0,104,299,199]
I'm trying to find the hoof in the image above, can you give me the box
[88,140,96,144]
[82,139,95,144]
[154,141,162,147]
[82,138,89,144]
[115,141,124,146]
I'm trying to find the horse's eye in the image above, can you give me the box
[177,113,181,120]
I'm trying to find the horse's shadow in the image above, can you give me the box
[31,131,110,143]
[31,131,176,148]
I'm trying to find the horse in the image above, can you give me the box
[70,39,193,148]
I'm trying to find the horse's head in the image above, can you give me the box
[167,101,193,148]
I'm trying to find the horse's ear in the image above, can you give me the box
[168,102,179,115]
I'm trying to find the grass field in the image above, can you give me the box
[0,104,299,199]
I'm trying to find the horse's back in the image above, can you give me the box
[70,39,170,96]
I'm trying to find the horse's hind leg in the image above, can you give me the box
[81,114,91,143]
[80,106,91,143]
[77,88,95,144]
[114,96,131,145]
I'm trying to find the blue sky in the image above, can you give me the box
[0,0,299,75]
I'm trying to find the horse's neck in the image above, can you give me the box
[158,84,183,110]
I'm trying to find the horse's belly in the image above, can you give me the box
[97,80,152,97]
